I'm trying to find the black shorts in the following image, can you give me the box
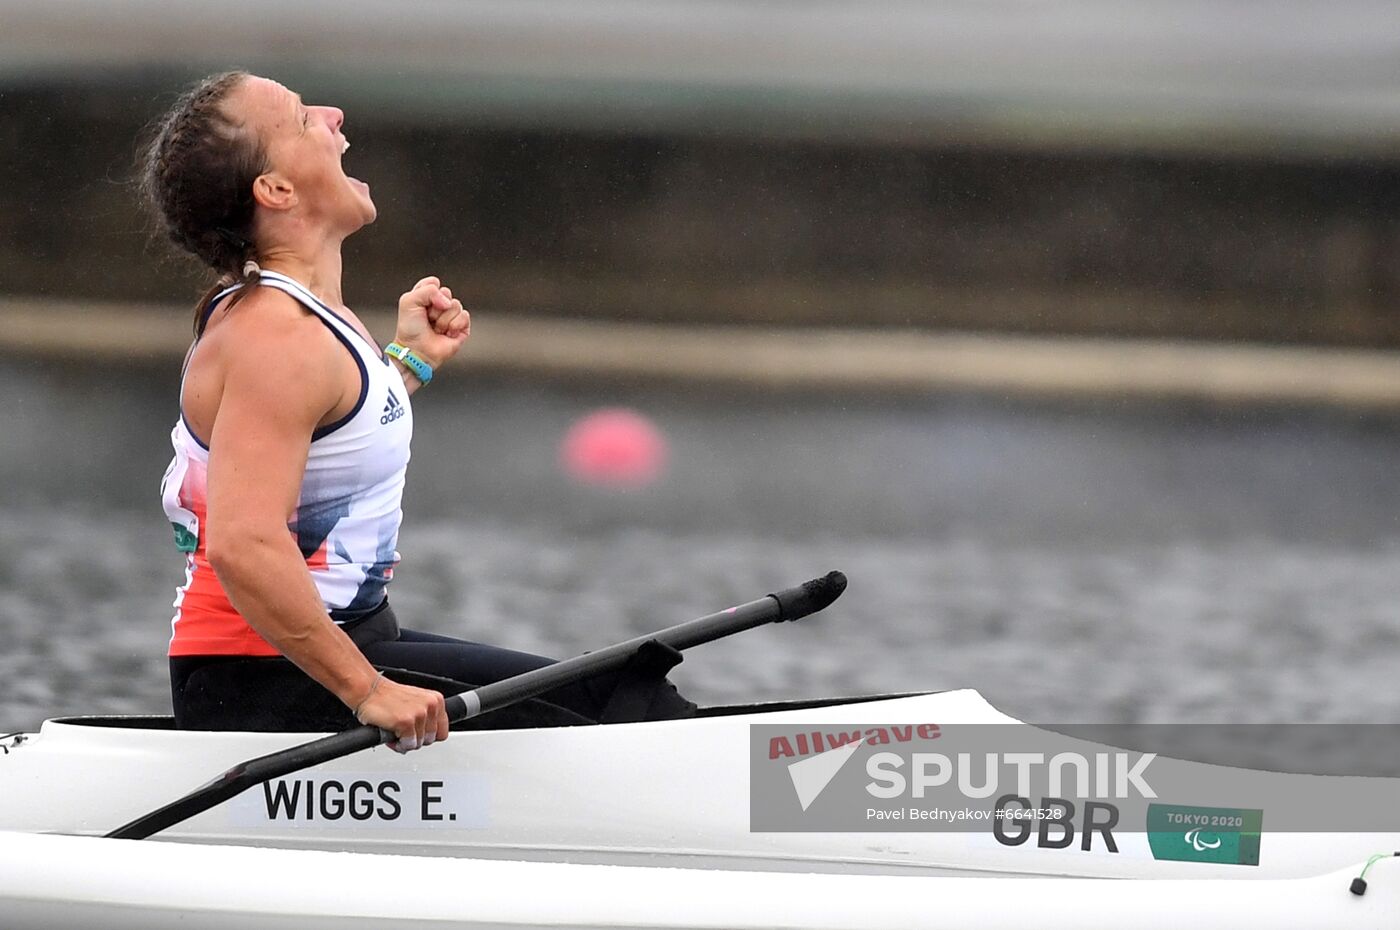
[170,600,696,731]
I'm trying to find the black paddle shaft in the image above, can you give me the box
[107,571,845,840]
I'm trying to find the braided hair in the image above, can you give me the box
[138,71,270,335]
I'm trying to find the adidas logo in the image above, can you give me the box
[380,388,405,425]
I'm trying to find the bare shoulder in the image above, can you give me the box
[208,284,330,350]
[195,284,349,421]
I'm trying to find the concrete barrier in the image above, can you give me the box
[6,299,1400,409]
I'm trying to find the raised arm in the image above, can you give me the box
[387,276,470,394]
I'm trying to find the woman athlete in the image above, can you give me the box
[140,72,691,751]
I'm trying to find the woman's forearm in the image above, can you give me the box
[387,356,423,396]
[207,530,379,708]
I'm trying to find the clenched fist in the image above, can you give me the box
[394,276,470,372]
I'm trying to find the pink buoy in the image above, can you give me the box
[560,407,669,487]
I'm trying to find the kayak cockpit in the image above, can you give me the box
[40,690,942,733]
[696,691,938,717]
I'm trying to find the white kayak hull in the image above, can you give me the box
[2,690,1396,882]
[2,830,1397,930]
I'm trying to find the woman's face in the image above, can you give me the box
[232,75,377,236]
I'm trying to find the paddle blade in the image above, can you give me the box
[771,570,847,621]
[106,725,386,840]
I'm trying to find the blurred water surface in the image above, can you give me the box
[3,356,1400,733]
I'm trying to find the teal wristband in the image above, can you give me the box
[385,342,434,384]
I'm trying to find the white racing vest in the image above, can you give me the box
[161,270,413,656]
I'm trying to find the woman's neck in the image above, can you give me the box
[258,244,346,309]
